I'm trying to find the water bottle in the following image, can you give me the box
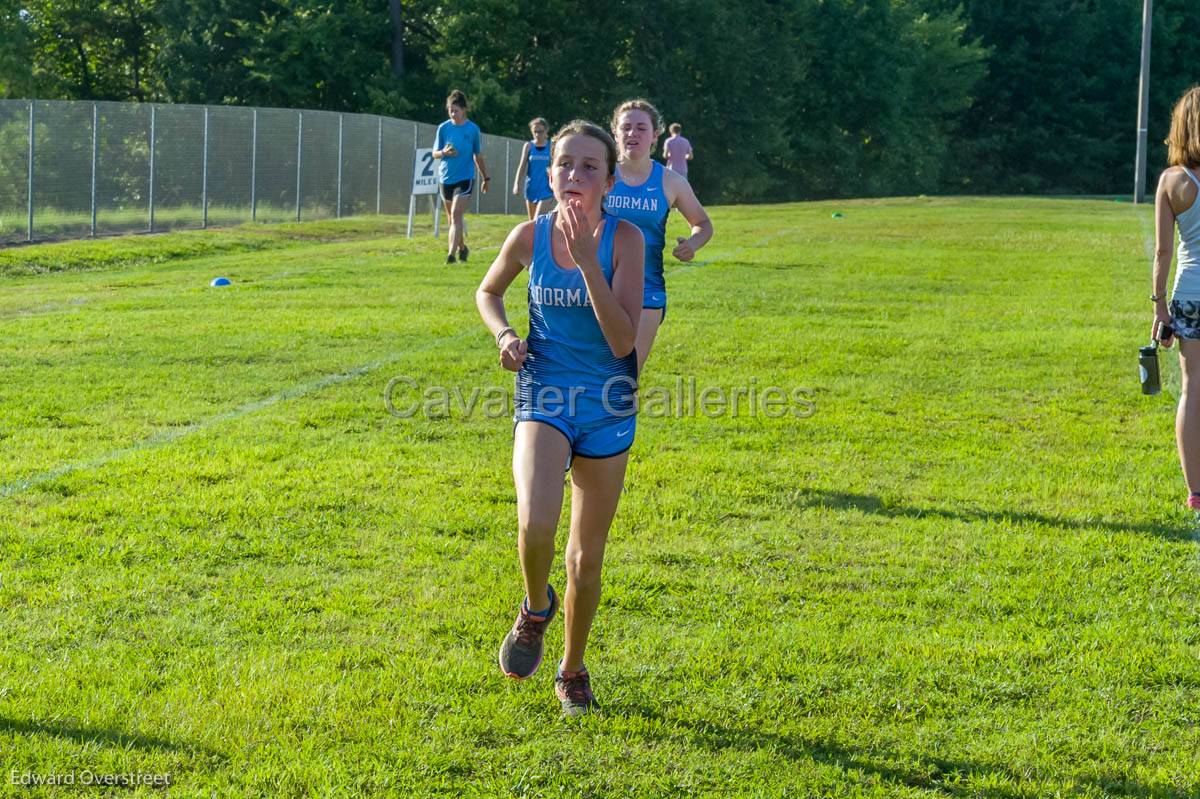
[1140,342,1161,395]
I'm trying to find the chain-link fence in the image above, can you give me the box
[0,99,530,244]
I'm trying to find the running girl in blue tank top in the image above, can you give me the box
[512,117,554,220]
[477,120,644,716]
[606,99,713,372]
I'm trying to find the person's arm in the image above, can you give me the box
[433,126,447,159]
[477,222,535,370]
[468,130,487,195]
[664,169,713,262]
[475,153,491,193]
[685,141,693,161]
[661,139,670,160]
[512,143,530,195]
[1154,169,1180,345]
[561,204,642,357]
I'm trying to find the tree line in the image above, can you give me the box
[1,0,1195,203]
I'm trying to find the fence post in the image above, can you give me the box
[90,102,98,237]
[202,106,209,229]
[26,101,34,242]
[376,116,383,215]
[504,140,511,215]
[250,109,258,222]
[149,105,156,233]
[336,113,344,219]
[421,122,439,238]
[295,111,303,222]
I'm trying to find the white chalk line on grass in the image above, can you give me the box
[1,296,90,320]
[0,330,475,501]
[3,222,787,500]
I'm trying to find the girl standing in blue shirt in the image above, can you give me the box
[511,117,554,220]
[477,120,643,716]
[433,89,490,264]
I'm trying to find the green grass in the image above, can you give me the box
[1,198,1196,797]
[0,203,348,243]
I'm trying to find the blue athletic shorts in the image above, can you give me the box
[513,376,638,460]
[525,188,553,203]
[643,290,666,319]
[516,413,636,460]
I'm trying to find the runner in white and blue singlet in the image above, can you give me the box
[512,117,554,220]
[606,159,669,311]
[607,98,713,372]
[478,120,643,717]
[516,210,637,453]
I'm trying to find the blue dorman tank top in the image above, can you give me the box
[605,161,669,294]
[517,212,637,416]
[525,142,551,198]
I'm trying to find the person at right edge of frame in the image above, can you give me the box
[1152,84,1200,510]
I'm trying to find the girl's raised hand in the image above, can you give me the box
[562,200,597,267]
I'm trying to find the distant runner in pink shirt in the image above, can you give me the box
[661,123,693,178]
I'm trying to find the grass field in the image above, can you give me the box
[0,203,342,244]
[1,197,1197,797]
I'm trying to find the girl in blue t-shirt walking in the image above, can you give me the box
[433,89,491,264]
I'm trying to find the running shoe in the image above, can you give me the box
[498,586,558,680]
[1188,493,1200,511]
[458,245,469,262]
[446,253,456,264]
[555,664,598,716]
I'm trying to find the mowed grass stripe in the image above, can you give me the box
[1,198,1198,797]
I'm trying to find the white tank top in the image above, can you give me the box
[1172,168,1200,300]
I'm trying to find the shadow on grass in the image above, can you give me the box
[0,716,224,760]
[790,489,1197,542]
[619,706,1190,798]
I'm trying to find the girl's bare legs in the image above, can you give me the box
[635,307,664,373]
[560,450,629,672]
[446,192,470,256]
[1177,338,1200,493]
[442,198,454,255]
[512,422,571,611]
[525,199,550,220]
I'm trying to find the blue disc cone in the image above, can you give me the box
[211,277,231,287]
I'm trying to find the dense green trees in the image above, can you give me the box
[0,0,1186,201]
